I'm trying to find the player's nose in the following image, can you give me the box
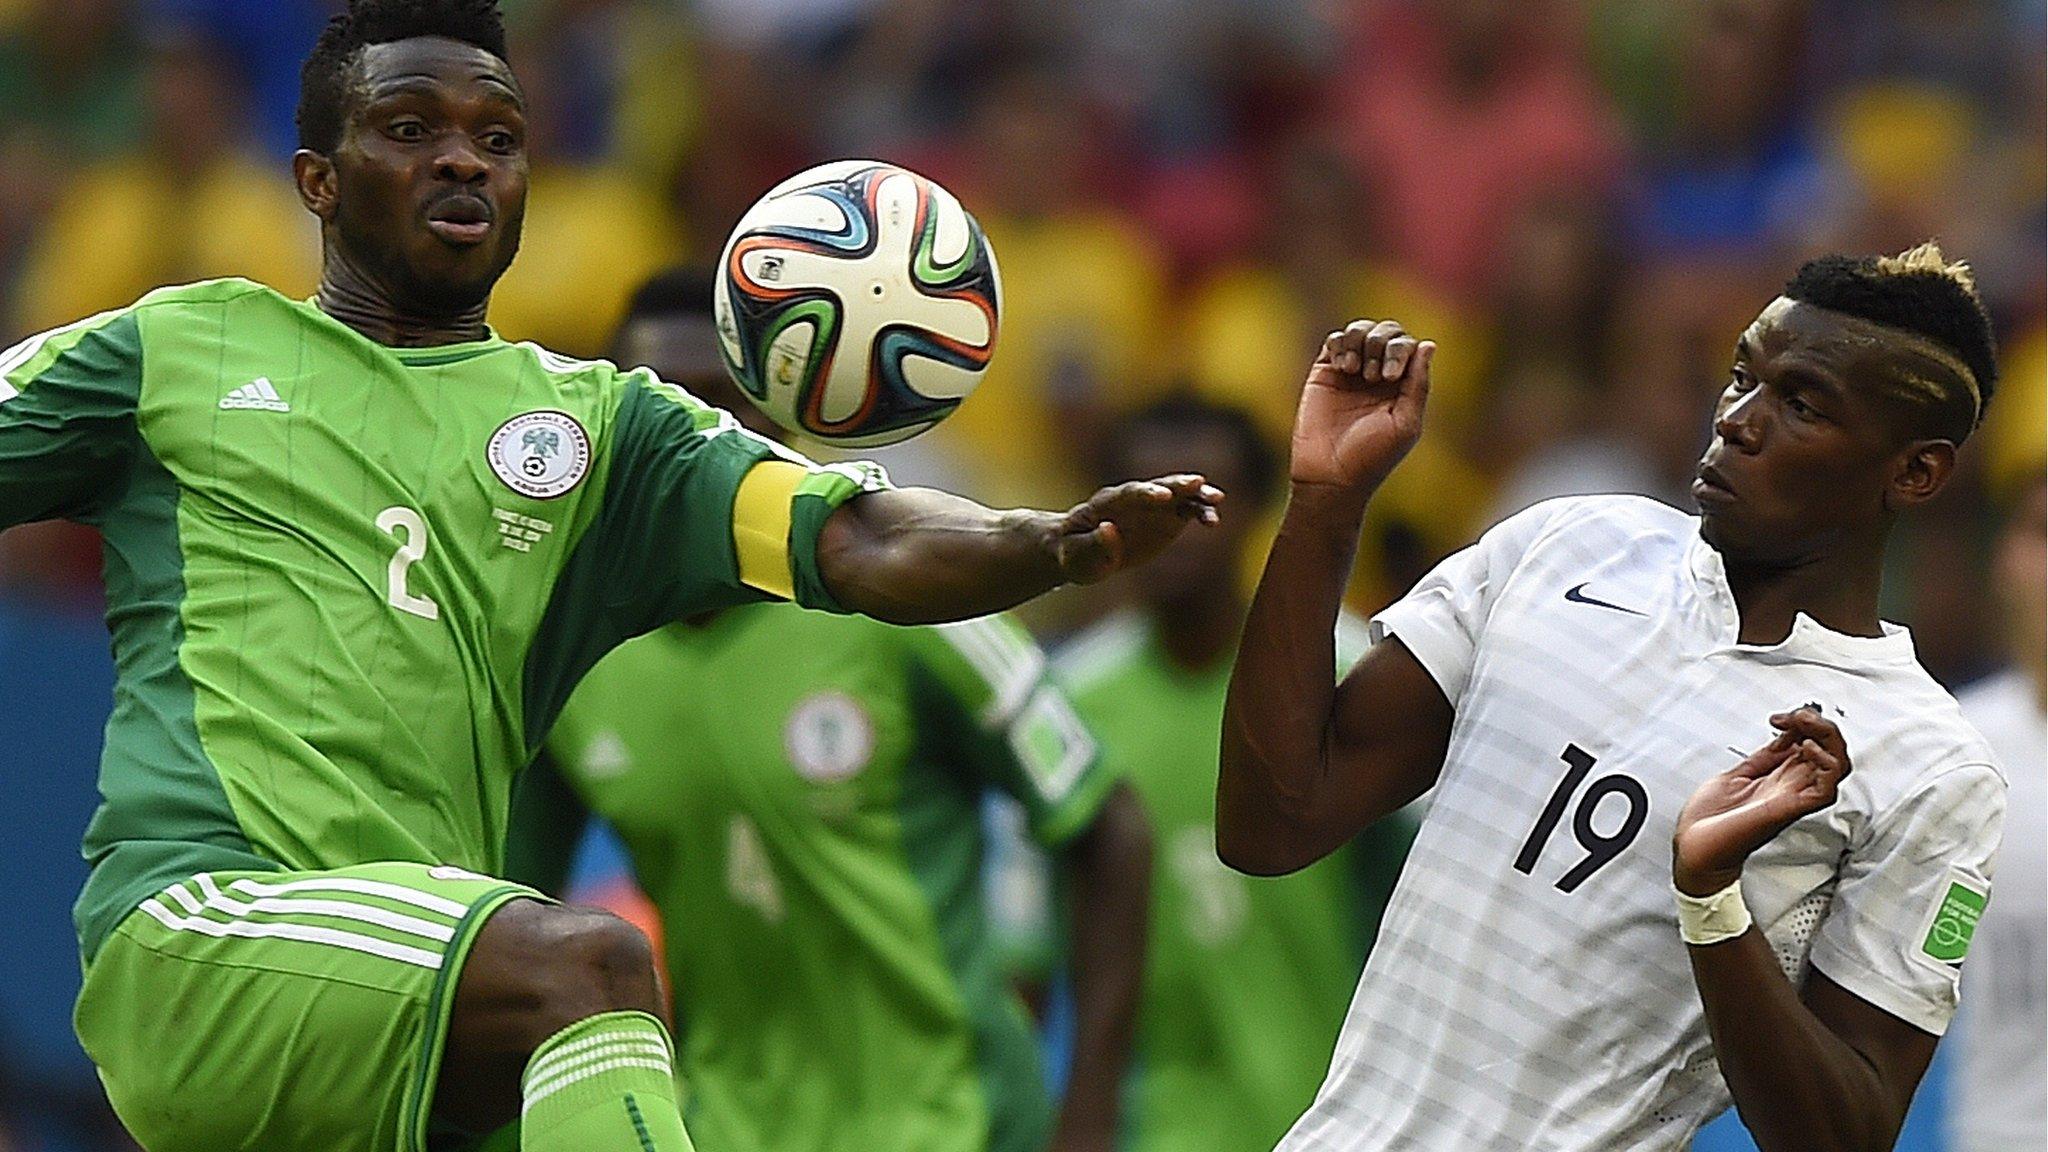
[1713,387,1766,452]
[433,139,490,185]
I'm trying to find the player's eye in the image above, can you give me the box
[1784,391,1818,418]
[387,119,428,142]
[1726,368,1756,394]
[481,130,519,154]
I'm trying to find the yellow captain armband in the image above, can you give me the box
[733,459,808,600]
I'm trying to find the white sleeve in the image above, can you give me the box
[1335,610,1376,676]
[1368,500,1565,704]
[1807,762,2006,1035]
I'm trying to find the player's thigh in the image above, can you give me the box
[74,862,537,1152]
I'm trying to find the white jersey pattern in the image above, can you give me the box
[1280,495,2006,1152]
[1947,669,2045,1152]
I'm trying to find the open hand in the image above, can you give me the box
[1674,708,1851,896]
[1292,319,1435,492]
[1055,474,1224,584]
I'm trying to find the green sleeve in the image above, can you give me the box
[585,374,783,628]
[524,377,781,744]
[524,373,887,748]
[786,459,893,613]
[565,372,890,624]
[0,310,143,528]
[908,616,1112,846]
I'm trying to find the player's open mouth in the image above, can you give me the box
[426,196,493,246]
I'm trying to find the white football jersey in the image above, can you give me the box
[1280,495,2006,1152]
[1948,669,2045,1152]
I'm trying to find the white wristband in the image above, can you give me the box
[1675,878,1752,946]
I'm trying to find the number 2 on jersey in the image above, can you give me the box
[376,506,441,621]
[1514,744,1647,892]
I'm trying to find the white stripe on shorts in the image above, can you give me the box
[138,897,444,970]
[223,875,470,919]
[190,875,456,943]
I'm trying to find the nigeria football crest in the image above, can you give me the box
[784,692,875,783]
[488,410,591,499]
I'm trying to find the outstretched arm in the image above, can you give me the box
[1217,321,1453,876]
[816,476,1222,624]
[1675,710,1937,1152]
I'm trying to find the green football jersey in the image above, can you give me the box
[525,603,1111,1152]
[0,278,881,961]
[1055,613,1416,1152]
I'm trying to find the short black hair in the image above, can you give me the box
[623,266,719,326]
[296,0,510,154]
[1103,391,1280,508]
[1784,243,1998,442]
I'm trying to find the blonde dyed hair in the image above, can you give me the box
[1874,242,1980,298]
[1787,241,1996,438]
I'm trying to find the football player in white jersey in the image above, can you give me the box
[1217,244,2007,1152]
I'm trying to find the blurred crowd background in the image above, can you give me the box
[0,1,2039,1151]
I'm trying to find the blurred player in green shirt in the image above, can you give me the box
[1056,396,1416,1152]
[509,270,1154,1152]
[0,5,1219,1150]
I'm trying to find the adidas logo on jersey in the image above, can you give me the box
[219,377,290,412]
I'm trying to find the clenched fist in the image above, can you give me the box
[1291,319,1436,493]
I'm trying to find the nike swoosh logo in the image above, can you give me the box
[1564,582,1646,617]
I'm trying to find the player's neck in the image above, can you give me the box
[1720,547,1885,645]
[316,250,491,348]
[1148,585,1244,672]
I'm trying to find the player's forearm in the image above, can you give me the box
[1055,787,1152,1151]
[816,487,1065,624]
[1688,933,1902,1152]
[1218,482,1371,874]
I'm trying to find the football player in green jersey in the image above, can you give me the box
[1056,395,1416,1152]
[0,3,1219,1151]
[507,267,1153,1152]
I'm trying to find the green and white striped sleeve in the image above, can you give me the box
[0,306,144,527]
[913,614,1110,846]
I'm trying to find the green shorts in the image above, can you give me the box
[74,861,540,1152]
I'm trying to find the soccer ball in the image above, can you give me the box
[714,160,1002,448]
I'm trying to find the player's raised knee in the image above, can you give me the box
[469,900,663,1041]
[560,906,658,993]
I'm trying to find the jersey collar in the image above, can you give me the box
[1684,532,1918,669]
[294,296,506,365]
[388,337,506,366]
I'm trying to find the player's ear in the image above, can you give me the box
[1884,438,1956,513]
[293,150,339,221]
